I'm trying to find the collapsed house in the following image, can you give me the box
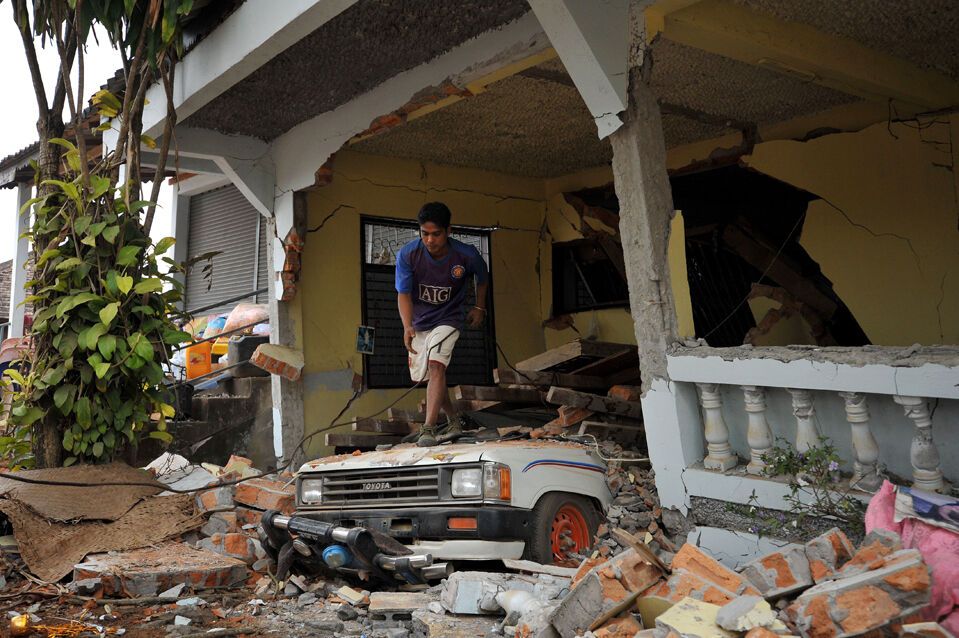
[2,0,958,568]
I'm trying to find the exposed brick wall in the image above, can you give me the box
[0,260,10,322]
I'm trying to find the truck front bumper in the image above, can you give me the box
[294,505,533,543]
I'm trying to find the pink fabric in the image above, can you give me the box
[865,480,959,634]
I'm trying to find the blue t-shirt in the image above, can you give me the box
[395,237,489,331]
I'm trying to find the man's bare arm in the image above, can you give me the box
[398,292,417,353]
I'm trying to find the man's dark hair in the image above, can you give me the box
[418,202,451,228]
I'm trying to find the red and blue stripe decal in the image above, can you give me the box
[522,459,605,474]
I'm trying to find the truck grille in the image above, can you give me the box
[320,466,442,507]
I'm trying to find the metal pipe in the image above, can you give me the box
[375,553,433,570]
[331,529,351,543]
[271,515,291,530]
[421,563,453,580]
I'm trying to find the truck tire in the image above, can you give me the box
[526,492,602,566]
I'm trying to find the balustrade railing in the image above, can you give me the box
[668,346,958,497]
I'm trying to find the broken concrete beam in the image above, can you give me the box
[785,549,930,638]
[250,343,304,382]
[671,543,762,598]
[655,597,736,638]
[233,477,295,514]
[837,528,902,578]
[494,367,610,391]
[545,387,643,419]
[739,545,813,599]
[73,543,249,597]
[197,532,259,566]
[369,592,432,628]
[195,485,235,513]
[804,527,856,583]
[455,385,543,404]
[551,550,661,638]
[411,609,499,637]
[441,571,539,615]
[544,405,595,429]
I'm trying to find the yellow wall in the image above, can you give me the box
[744,119,959,346]
[299,151,545,457]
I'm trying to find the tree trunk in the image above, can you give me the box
[32,111,66,468]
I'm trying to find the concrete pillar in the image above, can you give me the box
[267,192,306,470]
[170,188,191,303]
[9,183,32,337]
[609,71,679,392]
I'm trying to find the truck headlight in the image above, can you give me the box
[451,468,482,498]
[299,478,323,504]
[483,463,511,502]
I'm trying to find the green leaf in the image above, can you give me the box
[103,430,116,449]
[93,90,121,118]
[98,334,117,360]
[79,323,108,350]
[101,225,120,243]
[116,274,134,295]
[36,249,61,268]
[92,441,104,458]
[63,430,74,452]
[75,397,92,428]
[87,221,107,238]
[148,431,174,443]
[91,358,111,379]
[56,292,101,318]
[55,257,83,271]
[54,384,75,409]
[141,134,158,149]
[43,179,80,201]
[99,302,119,326]
[63,456,78,467]
[74,215,92,234]
[40,365,66,386]
[162,329,192,345]
[134,278,163,294]
[48,137,78,152]
[15,406,43,426]
[117,245,140,266]
[90,175,112,199]
[155,237,176,254]
[3,368,26,386]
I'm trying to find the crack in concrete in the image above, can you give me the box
[817,196,923,275]
[936,272,948,342]
[333,171,543,205]
[307,203,355,233]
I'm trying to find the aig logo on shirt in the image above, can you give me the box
[419,284,452,304]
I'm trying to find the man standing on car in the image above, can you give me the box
[396,202,489,447]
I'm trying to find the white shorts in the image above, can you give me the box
[409,325,460,383]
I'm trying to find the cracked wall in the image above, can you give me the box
[743,118,959,346]
[298,150,545,457]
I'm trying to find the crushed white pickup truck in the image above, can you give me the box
[259,439,613,584]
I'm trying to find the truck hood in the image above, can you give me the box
[298,439,602,474]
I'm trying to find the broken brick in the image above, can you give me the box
[740,545,813,598]
[838,528,902,578]
[201,511,239,537]
[73,543,248,597]
[608,385,641,402]
[250,344,304,382]
[545,406,594,428]
[233,477,295,513]
[643,569,740,606]
[594,614,643,638]
[671,543,762,597]
[197,532,259,566]
[786,549,930,638]
[195,486,235,514]
[805,527,856,583]
[235,506,265,528]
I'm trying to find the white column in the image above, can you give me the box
[787,388,820,453]
[893,395,948,493]
[697,383,737,471]
[9,183,32,337]
[742,386,773,475]
[267,194,305,469]
[840,392,881,492]
[169,188,191,306]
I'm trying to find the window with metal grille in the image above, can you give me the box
[552,239,630,315]
[361,217,496,389]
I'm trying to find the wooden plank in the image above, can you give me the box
[351,419,411,434]
[571,348,637,378]
[514,340,634,372]
[578,420,644,432]
[501,558,578,578]
[387,408,424,423]
[454,399,500,412]
[494,368,610,391]
[455,385,544,404]
[326,433,403,448]
[610,528,668,574]
[545,387,643,420]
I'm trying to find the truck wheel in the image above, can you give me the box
[527,493,601,566]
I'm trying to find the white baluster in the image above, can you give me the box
[839,392,881,492]
[742,386,773,475]
[697,383,738,471]
[893,395,948,493]
[787,389,820,453]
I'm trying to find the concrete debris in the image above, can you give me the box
[739,545,814,598]
[441,571,554,615]
[900,621,956,638]
[656,597,736,638]
[803,527,856,583]
[713,595,783,632]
